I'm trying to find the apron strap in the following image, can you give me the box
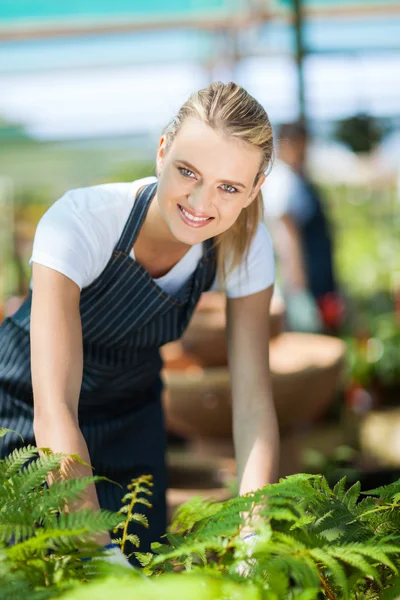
[116,182,158,254]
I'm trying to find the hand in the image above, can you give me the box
[235,533,259,577]
[285,289,322,333]
[100,544,134,569]
[81,543,134,570]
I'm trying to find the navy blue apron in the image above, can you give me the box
[0,182,217,564]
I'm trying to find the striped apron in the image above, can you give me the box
[0,182,216,562]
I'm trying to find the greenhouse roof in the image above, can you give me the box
[0,1,398,29]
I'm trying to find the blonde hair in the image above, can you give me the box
[162,81,274,286]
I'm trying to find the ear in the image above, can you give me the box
[244,173,266,207]
[156,135,168,177]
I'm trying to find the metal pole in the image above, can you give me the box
[293,0,306,124]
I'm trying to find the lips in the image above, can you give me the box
[178,204,214,228]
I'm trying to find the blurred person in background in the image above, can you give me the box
[262,122,344,334]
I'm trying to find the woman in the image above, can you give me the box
[0,82,279,566]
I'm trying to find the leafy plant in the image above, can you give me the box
[137,473,400,599]
[0,428,136,596]
[333,113,388,154]
[2,427,400,599]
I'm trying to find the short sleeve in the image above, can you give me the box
[29,191,99,290]
[222,223,275,298]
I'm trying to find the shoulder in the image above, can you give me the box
[30,177,157,290]
[52,176,156,215]
[38,176,157,238]
[223,222,275,299]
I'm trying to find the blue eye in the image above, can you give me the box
[178,167,196,179]
[221,184,238,194]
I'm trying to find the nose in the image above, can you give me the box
[187,184,213,215]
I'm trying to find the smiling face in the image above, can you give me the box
[155,118,266,246]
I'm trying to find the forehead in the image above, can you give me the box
[169,117,262,182]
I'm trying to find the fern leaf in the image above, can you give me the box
[0,523,36,544]
[56,507,120,535]
[117,505,130,514]
[123,534,140,548]
[130,513,149,528]
[343,481,361,510]
[15,455,63,495]
[151,542,173,555]
[350,543,399,574]
[40,476,102,514]
[329,547,380,582]
[333,476,347,500]
[2,446,39,478]
[0,428,23,441]
[134,497,152,509]
[379,574,400,600]
[309,547,349,598]
[362,481,400,502]
[134,552,153,567]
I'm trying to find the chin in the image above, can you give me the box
[170,221,211,246]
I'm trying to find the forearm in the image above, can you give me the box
[33,408,111,546]
[233,393,280,496]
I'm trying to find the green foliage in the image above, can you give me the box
[111,474,154,559]
[346,311,400,387]
[0,429,134,596]
[333,113,388,154]
[138,472,400,599]
[2,427,400,599]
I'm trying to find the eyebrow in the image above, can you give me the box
[174,159,247,190]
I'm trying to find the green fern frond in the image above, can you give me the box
[362,481,400,502]
[379,574,400,599]
[1,445,39,478]
[309,547,349,598]
[342,481,361,510]
[125,534,141,547]
[0,428,23,441]
[134,497,152,509]
[170,496,222,534]
[134,552,153,567]
[56,507,120,536]
[0,523,36,544]
[151,542,173,555]
[40,476,104,514]
[332,476,347,500]
[195,515,243,540]
[329,546,380,582]
[117,505,130,514]
[15,454,63,495]
[130,513,149,528]
[348,543,399,573]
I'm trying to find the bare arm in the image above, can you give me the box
[226,286,279,496]
[31,263,111,546]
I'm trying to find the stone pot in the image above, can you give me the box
[180,292,285,367]
[166,452,236,523]
[359,408,400,467]
[163,332,346,443]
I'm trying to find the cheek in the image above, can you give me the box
[218,197,245,219]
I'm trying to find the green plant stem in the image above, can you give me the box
[120,475,152,555]
[319,572,337,600]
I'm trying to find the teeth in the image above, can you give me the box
[181,206,209,222]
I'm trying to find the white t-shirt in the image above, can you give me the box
[29,176,275,298]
